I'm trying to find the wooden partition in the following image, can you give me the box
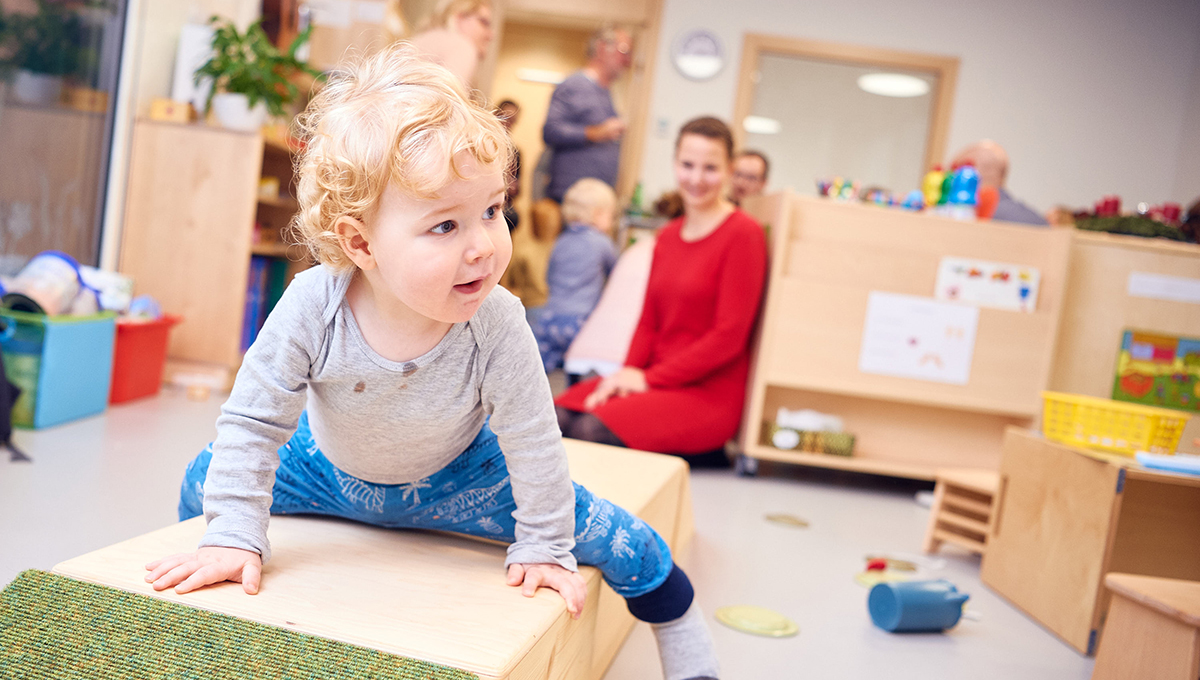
[740,193,1073,479]
[1050,232,1200,398]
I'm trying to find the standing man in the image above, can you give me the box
[542,26,633,205]
[729,150,769,206]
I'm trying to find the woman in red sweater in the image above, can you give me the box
[555,117,767,456]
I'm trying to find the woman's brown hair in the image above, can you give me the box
[675,116,734,161]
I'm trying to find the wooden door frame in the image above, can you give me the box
[733,33,959,175]
[492,0,664,203]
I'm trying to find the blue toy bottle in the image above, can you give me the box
[949,165,980,206]
[868,580,970,632]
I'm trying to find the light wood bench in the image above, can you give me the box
[1092,573,1200,680]
[53,440,694,680]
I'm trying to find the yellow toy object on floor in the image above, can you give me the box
[714,605,799,638]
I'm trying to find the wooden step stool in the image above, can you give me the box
[1092,573,1200,680]
[53,440,693,680]
[922,468,1000,555]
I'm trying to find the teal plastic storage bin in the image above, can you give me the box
[0,310,116,429]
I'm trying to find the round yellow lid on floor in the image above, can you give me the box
[714,605,799,638]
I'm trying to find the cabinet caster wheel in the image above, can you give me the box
[735,455,759,477]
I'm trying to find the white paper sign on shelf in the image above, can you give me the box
[934,257,1040,312]
[1127,272,1200,305]
[859,292,980,385]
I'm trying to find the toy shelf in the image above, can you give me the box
[737,193,1074,479]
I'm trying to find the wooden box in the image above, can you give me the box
[981,427,1200,654]
[53,440,693,679]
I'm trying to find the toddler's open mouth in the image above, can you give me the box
[454,277,486,294]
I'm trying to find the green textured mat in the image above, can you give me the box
[0,570,478,680]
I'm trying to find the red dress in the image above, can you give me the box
[555,210,768,454]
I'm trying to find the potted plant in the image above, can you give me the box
[194,16,320,132]
[0,0,93,106]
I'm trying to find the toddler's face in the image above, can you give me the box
[367,153,511,324]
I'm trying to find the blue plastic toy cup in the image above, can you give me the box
[868,580,969,632]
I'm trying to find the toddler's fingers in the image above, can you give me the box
[174,563,231,595]
[151,560,200,592]
[522,568,544,598]
[144,554,191,581]
[506,563,525,586]
[241,562,262,595]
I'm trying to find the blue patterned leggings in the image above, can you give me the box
[179,414,681,605]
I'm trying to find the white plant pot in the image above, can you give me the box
[211,93,268,133]
[12,70,63,106]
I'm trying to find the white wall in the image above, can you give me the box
[1172,41,1200,207]
[639,0,1200,214]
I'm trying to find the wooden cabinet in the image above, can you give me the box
[738,193,1073,479]
[1049,232,1200,399]
[981,428,1200,654]
[118,121,309,385]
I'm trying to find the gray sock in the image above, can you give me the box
[650,602,720,680]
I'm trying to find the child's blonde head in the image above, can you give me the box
[561,178,617,228]
[291,43,511,271]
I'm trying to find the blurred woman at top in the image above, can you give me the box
[554,117,768,460]
[406,0,494,88]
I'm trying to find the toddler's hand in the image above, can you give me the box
[506,563,587,619]
[145,546,263,595]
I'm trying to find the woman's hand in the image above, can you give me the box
[506,563,588,619]
[145,546,263,595]
[583,367,648,410]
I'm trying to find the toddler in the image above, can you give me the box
[144,45,719,680]
[533,177,619,372]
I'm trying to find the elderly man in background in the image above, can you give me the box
[729,150,769,206]
[542,26,633,205]
[951,140,1047,226]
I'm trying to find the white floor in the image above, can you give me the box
[1,387,1095,679]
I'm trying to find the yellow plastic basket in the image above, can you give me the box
[1041,391,1191,456]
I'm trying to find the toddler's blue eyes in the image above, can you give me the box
[484,205,499,220]
[431,221,455,234]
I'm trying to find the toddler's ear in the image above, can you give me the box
[334,216,376,270]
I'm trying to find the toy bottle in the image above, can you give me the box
[950,164,980,206]
[922,165,945,206]
[937,172,953,205]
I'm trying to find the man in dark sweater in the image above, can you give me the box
[542,27,633,203]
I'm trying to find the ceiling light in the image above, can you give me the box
[857,73,930,98]
[743,115,781,135]
[516,68,565,85]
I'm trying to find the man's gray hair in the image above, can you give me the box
[587,25,626,59]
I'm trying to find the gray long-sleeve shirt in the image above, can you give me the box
[199,266,576,570]
[542,71,620,202]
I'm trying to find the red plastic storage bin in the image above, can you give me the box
[109,315,180,404]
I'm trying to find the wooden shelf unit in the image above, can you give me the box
[119,121,312,384]
[738,193,1073,479]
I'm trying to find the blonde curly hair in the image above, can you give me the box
[290,43,511,271]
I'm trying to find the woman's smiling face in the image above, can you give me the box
[674,133,731,213]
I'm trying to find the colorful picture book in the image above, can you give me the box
[1112,330,1200,413]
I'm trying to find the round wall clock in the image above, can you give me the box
[672,29,724,81]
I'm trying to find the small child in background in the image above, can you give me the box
[533,178,619,372]
[144,45,719,680]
